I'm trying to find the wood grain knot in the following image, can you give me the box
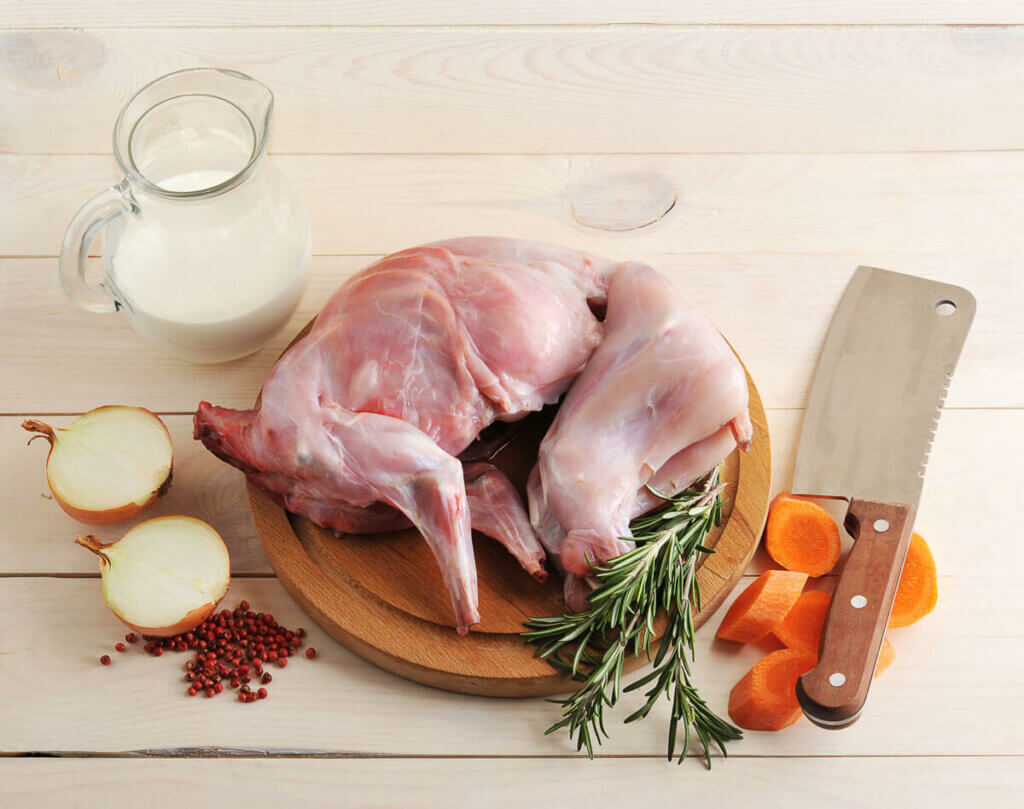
[0,31,107,90]
[566,169,678,232]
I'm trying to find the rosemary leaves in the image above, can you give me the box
[523,468,742,765]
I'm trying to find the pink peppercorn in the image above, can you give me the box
[104,600,310,706]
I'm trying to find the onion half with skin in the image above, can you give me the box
[76,516,231,637]
[23,406,173,524]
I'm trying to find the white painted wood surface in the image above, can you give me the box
[6,1,1024,27]
[9,154,1024,258]
[4,572,1020,755]
[3,26,1024,153]
[1,757,1017,808]
[1,2,1021,804]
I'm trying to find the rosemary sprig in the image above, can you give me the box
[523,468,742,765]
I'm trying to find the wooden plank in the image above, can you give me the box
[0,757,1019,807]
[1,249,1015,412]
[2,410,1017,582]
[6,2,1024,27]
[1,572,1019,755]
[3,27,1024,153]
[8,153,1024,258]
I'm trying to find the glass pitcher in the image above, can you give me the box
[59,68,311,363]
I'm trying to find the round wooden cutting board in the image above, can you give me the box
[248,324,771,697]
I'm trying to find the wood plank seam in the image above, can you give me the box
[6,751,1020,760]
[8,24,1024,31]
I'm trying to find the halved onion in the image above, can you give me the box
[23,406,173,524]
[76,516,230,636]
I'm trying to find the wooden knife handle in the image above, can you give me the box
[795,498,916,728]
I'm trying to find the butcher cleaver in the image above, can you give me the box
[791,266,975,728]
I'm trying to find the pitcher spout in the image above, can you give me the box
[112,68,275,199]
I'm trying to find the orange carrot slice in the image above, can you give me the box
[765,492,841,577]
[873,637,896,679]
[773,590,831,654]
[717,570,808,643]
[728,648,817,731]
[888,533,937,628]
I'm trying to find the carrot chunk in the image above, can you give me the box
[873,637,896,679]
[764,492,841,577]
[717,570,808,644]
[773,590,831,654]
[888,533,938,628]
[728,648,817,731]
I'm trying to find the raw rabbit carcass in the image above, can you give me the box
[194,238,750,632]
[527,262,752,611]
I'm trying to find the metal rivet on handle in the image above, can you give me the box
[851,595,867,609]
[829,672,846,687]
[873,519,890,532]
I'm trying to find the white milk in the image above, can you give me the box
[107,162,311,363]
[158,168,236,193]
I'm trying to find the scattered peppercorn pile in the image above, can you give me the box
[100,600,317,703]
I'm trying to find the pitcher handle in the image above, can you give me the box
[58,183,131,313]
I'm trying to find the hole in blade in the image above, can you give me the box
[935,299,957,316]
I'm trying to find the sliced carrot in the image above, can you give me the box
[764,492,841,577]
[873,637,896,679]
[717,569,808,644]
[773,590,831,655]
[728,648,817,731]
[888,533,938,629]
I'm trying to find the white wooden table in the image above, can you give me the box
[2,3,1022,805]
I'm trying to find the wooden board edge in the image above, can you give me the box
[694,372,771,629]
